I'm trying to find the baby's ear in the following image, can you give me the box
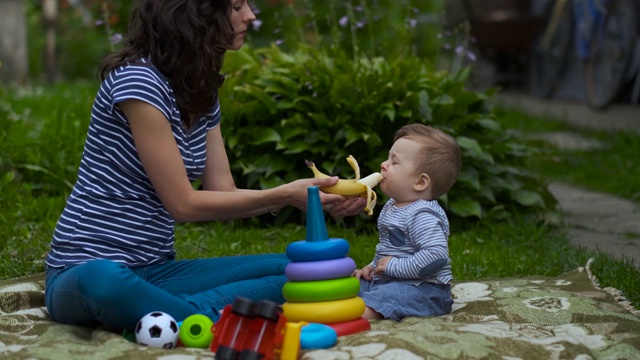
[414,173,430,192]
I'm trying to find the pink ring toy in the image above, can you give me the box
[285,257,356,281]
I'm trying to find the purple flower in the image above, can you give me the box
[252,19,263,31]
[406,18,417,28]
[110,33,123,44]
[95,19,104,26]
[466,51,477,62]
[275,39,284,46]
[339,16,349,27]
[356,20,366,28]
[250,2,260,15]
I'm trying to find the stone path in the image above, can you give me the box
[548,183,640,264]
[493,92,640,265]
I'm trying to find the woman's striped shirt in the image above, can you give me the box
[46,60,220,268]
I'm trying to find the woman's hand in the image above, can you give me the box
[278,177,369,218]
[324,196,367,219]
[285,176,341,212]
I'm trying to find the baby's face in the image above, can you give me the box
[379,138,421,203]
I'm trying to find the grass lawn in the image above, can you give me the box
[1,83,638,311]
[494,108,640,203]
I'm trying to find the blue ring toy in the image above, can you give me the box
[286,238,349,262]
[285,257,356,281]
[300,323,337,350]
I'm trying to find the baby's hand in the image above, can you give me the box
[373,256,392,276]
[353,265,375,281]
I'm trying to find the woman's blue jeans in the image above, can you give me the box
[44,254,289,332]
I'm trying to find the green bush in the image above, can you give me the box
[219,44,554,223]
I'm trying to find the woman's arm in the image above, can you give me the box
[120,99,345,222]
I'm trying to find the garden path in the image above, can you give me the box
[493,92,640,265]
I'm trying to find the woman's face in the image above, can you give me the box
[229,0,256,50]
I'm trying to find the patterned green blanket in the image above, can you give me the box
[1,260,638,359]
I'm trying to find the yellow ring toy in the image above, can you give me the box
[283,277,360,303]
[283,297,365,324]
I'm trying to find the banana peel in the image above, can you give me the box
[305,155,382,215]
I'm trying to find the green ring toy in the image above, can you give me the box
[179,314,214,348]
[282,277,360,302]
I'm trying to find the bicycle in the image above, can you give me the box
[530,0,640,109]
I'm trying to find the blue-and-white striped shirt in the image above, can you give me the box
[371,198,453,285]
[46,59,220,268]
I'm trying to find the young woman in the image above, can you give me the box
[44,0,366,332]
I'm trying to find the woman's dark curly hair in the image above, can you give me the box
[98,0,235,128]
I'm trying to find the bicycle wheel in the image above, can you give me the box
[530,0,575,99]
[585,0,639,110]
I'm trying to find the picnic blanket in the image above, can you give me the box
[1,259,639,359]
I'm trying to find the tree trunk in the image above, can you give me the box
[0,0,29,84]
[43,0,58,83]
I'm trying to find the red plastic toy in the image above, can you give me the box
[210,297,288,360]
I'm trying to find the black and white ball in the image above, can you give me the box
[135,311,180,349]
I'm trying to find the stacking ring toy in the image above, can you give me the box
[283,276,360,302]
[285,257,356,281]
[286,238,349,262]
[300,323,337,350]
[327,317,371,337]
[283,297,365,324]
[179,314,214,349]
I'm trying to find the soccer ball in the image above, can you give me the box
[135,311,180,349]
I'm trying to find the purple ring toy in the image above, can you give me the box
[285,257,356,281]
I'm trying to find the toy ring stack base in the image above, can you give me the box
[327,317,371,337]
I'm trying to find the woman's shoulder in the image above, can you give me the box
[107,58,168,87]
[102,59,174,105]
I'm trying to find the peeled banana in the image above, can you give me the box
[305,155,382,215]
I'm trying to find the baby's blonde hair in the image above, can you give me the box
[394,124,462,199]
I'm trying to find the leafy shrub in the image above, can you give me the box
[219,44,555,223]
